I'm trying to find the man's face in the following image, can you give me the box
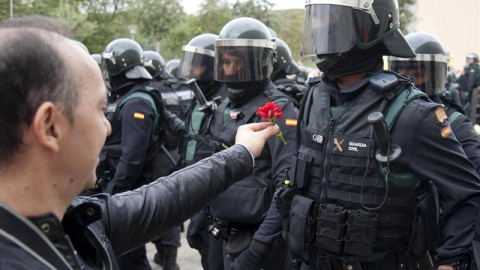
[60,40,111,194]
[188,63,206,79]
[222,53,244,76]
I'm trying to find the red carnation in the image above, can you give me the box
[256,101,287,145]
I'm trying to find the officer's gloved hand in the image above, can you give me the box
[230,245,266,270]
[186,211,209,250]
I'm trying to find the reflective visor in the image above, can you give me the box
[214,39,275,82]
[301,4,357,56]
[177,45,215,80]
[389,54,448,96]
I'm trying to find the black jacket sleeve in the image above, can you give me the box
[392,100,480,263]
[451,114,480,176]
[104,98,156,194]
[101,144,254,255]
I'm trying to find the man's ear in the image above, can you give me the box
[33,102,67,153]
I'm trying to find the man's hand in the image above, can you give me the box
[235,122,280,158]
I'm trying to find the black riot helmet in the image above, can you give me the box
[467,52,479,65]
[301,0,414,60]
[214,17,276,83]
[177,33,217,81]
[91,54,102,68]
[388,32,448,97]
[102,38,152,80]
[273,38,302,76]
[144,51,165,77]
[73,40,89,54]
[166,59,180,77]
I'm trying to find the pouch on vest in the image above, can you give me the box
[343,209,378,256]
[289,195,317,261]
[409,186,440,255]
[292,152,313,188]
[226,228,254,258]
[209,177,274,224]
[315,204,346,254]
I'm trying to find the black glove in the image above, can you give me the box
[230,245,266,270]
[186,211,209,250]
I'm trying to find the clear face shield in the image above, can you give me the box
[301,0,380,57]
[389,54,448,96]
[177,45,215,80]
[214,39,275,82]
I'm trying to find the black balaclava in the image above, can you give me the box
[317,44,385,82]
[197,80,222,98]
[226,79,268,108]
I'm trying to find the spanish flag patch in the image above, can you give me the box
[285,119,297,126]
[441,124,451,138]
[134,112,145,119]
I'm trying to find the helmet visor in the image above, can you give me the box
[301,4,357,56]
[178,45,215,80]
[389,54,448,96]
[214,39,275,82]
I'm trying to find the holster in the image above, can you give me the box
[274,183,299,242]
[408,186,440,255]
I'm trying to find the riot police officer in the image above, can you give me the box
[98,38,164,270]
[144,50,183,270]
[459,53,480,115]
[232,1,480,270]
[271,37,306,104]
[209,17,299,269]
[177,33,228,270]
[389,32,480,176]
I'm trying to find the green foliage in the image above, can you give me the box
[2,0,415,65]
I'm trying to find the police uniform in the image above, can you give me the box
[183,81,228,270]
[239,72,480,270]
[208,81,298,269]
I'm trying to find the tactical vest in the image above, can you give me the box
[273,77,306,106]
[288,73,432,263]
[147,79,183,150]
[183,84,227,166]
[98,85,160,183]
[208,83,294,224]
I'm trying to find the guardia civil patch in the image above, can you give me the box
[441,124,452,138]
[434,107,447,125]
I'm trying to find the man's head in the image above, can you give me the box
[467,53,479,66]
[0,20,111,204]
[177,33,217,82]
[388,32,448,97]
[214,17,275,85]
[301,0,414,74]
[165,59,180,78]
[272,38,302,78]
[144,51,165,78]
[102,38,152,80]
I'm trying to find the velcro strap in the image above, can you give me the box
[326,188,416,207]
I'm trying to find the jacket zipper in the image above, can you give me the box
[86,227,113,270]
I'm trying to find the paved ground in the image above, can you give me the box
[146,221,204,270]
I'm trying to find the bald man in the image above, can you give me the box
[0,17,279,269]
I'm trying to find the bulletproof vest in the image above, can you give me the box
[147,78,182,150]
[208,82,294,224]
[273,77,306,105]
[160,71,194,121]
[183,83,227,166]
[98,84,160,181]
[290,73,429,260]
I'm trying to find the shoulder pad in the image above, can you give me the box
[369,72,399,94]
[307,77,322,85]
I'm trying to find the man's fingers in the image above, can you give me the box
[243,122,279,132]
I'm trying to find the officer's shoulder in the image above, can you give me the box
[263,88,296,107]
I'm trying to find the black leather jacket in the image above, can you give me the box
[0,145,253,270]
